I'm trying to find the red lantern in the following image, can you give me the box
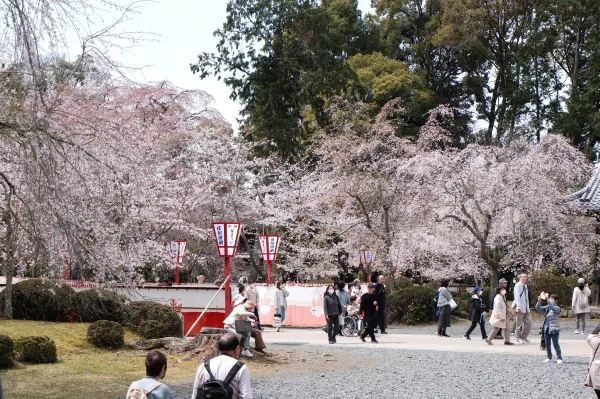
[212,222,242,314]
[258,234,281,284]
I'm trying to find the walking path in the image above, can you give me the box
[261,327,591,357]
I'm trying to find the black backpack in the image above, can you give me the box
[195,360,244,399]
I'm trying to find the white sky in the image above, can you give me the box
[105,0,374,128]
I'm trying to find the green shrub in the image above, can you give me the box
[125,301,182,338]
[388,286,436,325]
[0,279,75,321]
[14,336,57,363]
[529,269,578,308]
[141,320,166,339]
[74,289,128,322]
[87,320,124,348]
[394,276,414,289]
[454,290,473,318]
[0,335,14,368]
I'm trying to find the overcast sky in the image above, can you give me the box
[106,0,374,128]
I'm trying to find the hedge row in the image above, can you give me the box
[0,279,182,338]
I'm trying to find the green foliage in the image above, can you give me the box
[528,268,578,307]
[74,289,128,323]
[387,286,436,325]
[394,276,414,289]
[87,320,124,348]
[125,301,182,338]
[14,336,57,363]
[140,320,167,339]
[191,0,379,159]
[0,279,75,322]
[0,335,14,368]
[454,290,473,319]
[348,52,434,107]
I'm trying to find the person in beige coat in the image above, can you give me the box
[585,325,600,398]
[573,278,592,334]
[486,287,514,345]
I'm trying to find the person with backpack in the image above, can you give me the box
[573,278,591,334]
[125,350,173,399]
[191,332,252,399]
[436,279,453,337]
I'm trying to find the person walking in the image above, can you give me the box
[274,281,289,332]
[191,332,253,399]
[375,275,388,334]
[573,278,591,334]
[464,287,487,340]
[486,287,514,345]
[125,350,174,399]
[513,272,532,344]
[535,292,563,364]
[585,324,600,398]
[489,278,508,340]
[437,279,453,337]
[323,284,342,344]
[335,281,350,336]
[359,283,379,343]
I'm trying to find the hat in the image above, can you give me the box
[367,283,376,289]
[473,286,482,294]
[498,278,508,284]
[578,278,586,284]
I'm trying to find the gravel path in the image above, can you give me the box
[170,343,592,399]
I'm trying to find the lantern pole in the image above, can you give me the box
[224,224,232,315]
[267,257,272,285]
[175,242,181,285]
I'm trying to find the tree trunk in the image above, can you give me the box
[489,267,499,291]
[382,205,393,271]
[2,192,14,319]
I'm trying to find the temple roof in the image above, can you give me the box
[566,163,600,211]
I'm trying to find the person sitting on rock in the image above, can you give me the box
[223,301,265,357]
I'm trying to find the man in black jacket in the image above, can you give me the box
[359,283,379,343]
[375,275,387,334]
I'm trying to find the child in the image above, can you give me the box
[535,292,563,364]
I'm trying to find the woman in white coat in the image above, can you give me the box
[573,278,591,334]
[585,324,600,398]
[486,287,514,345]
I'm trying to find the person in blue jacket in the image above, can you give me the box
[536,292,563,364]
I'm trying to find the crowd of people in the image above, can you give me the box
[436,271,594,367]
[42,269,592,399]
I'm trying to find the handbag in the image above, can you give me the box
[234,319,251,334]
[586,338,600,388]
[449,299,458,310]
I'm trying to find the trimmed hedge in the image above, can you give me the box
[529,269,578,308]
[74,289,127,322]
[87,320,124,348]
[0,335,14,368]
[141,320,166,339]
[14,336,57,363]
[125,301,182,338]
[388,286,437,325]
[0,279,75,321]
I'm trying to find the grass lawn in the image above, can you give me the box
[0,320,200,399]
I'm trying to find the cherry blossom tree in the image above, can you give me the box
[261,97,597,285]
